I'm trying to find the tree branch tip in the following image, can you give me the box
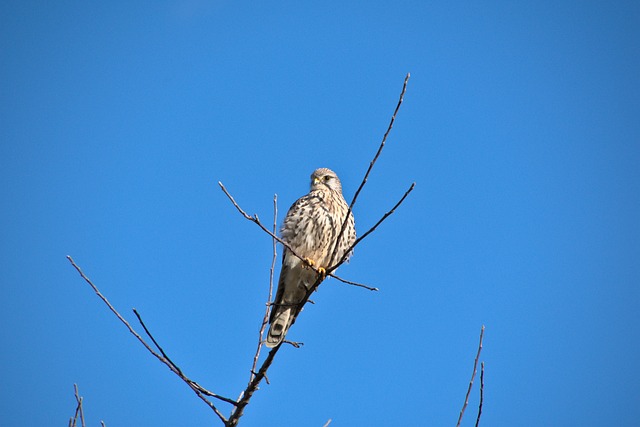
[284,340,304,348]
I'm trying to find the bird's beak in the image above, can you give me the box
[313,177,320,185]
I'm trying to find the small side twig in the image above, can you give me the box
[327,273,378,291]
[456,325,485,427]
[475,362,484,427]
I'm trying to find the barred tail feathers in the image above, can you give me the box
[266,306,293,348]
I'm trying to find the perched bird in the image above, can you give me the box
[265,168,356,348]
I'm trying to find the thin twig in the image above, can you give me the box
[250,194,278,383]
[456,325,485,427]
[131,308,236,404]
[132,308,183,375]
[67,256,158,356]
[131,308,238,405]
[322,419,333,427]
[475,362,484,427]
[327,273,378,291]
[66,256,232,423]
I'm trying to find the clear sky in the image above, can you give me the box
[1,1,639,426]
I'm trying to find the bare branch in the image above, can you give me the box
[249,194,279,383]
[328,72,411,269]
[322,419,333,427]
[132,308,183,375]
[327,273,378,291]
[67,256,158,356]
[218,183,309,267]
[130,308,238,406]
[475,362,484,427]
[66,256,232,423]
[352,72,410,210]
[456,325,485,427]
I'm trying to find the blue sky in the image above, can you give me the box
[1,1,639,426]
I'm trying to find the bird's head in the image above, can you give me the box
[310,168,343,193]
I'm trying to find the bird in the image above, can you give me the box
[265,168,356,348]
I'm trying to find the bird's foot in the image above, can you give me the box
[303,257,326,279]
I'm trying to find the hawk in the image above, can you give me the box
[265,168,356,348]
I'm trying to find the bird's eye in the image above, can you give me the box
[323,175,331,181]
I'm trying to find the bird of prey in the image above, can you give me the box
[265,168,356,348]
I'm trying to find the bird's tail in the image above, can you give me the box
[266,306,295,348]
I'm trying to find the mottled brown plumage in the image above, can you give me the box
[266,168,356,348]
